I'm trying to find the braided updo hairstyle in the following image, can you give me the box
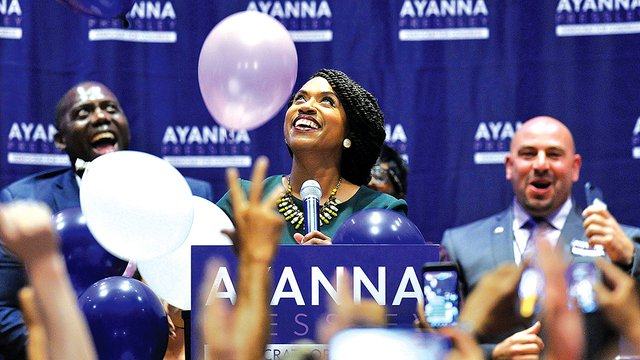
[306,69,385,185]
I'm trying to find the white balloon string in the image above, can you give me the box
[122,260,137,278]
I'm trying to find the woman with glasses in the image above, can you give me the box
[368,144,408,199]
[217,69,407,245]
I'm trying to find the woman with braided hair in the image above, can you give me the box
[217,69,407,244]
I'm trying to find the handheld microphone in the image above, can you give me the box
[301,180,322,233]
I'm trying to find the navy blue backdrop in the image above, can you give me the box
[1,0,640,243]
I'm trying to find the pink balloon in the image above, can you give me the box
[198,11,298,130]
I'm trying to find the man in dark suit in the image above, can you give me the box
[0,82,213,359]
[441,116,640,359]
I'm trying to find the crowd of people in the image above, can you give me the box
[0,70,639,360]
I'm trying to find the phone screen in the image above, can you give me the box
[329,328,451,360]
[567,262,599,313]
[422,268,459,328]
[517,266,545,318]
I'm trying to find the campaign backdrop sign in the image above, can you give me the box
[191,244,440,359]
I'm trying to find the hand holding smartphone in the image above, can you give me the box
[566,261,600,313]
[421,262,460,328]
[583,182,606,256]
[585,182,606,208]
[517,261,600,316]
[517,266,545,318]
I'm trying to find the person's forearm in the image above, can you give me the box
[26,254,97,360]
[620,313,640,354]
[626,328,640,354]
[233,259,271,360]
[627,242,640,280]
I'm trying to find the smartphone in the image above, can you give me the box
[585,182,605,207]
[421,262,460,328]
[584,182,606,254]
[517,266,545,318]
[329,328,451,360]
[566,261,600,313]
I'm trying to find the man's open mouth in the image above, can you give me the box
[91,132,118,154]
[530,179,552,190]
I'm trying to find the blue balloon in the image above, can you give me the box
[333,209,426,244]
[61,0,135,18]
[78,277,169,360]
[54,208,128,297]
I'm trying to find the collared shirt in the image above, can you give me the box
[512,198,573,265]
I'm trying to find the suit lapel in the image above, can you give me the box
[52,169,81,212]
[492,208,516,265]
[558,205,587,260]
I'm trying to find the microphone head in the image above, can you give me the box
[301,180,322,200]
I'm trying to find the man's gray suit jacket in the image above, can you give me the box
[441,205,640,359]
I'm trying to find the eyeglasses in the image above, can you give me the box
[370,165,391,184]
[371,163,402,192]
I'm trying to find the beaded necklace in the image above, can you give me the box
[277,176,342,231]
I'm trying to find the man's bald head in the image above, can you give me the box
[505,116,581,218]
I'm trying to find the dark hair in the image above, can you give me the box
[378,144,408,198]
[288,69,385,185]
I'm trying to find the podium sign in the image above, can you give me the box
[191,244,439,359]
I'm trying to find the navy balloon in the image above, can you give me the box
[54,208,128,297]
[78,277,169,360]
[333,209,426,244]
[60,0,135,18]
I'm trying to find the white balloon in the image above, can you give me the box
[80,151,194,261]
[138,196,234,310]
